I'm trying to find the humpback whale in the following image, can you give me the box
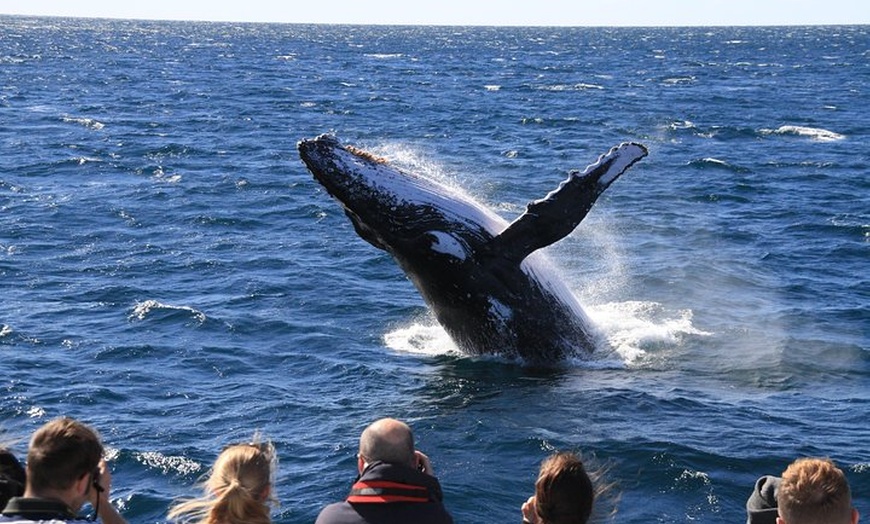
[298,134,647,363]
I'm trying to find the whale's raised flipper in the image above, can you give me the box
[486,142,648,265]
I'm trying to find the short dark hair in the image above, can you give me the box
[535,452,594,524]
[26,418,103,492]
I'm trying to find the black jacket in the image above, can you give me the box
[0,497,79,523]
[315,461,454,524]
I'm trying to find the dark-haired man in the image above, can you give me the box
[0,417,126,524]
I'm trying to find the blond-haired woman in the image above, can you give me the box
[169,439,277,524]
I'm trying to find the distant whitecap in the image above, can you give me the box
[130,299,207,324]
[62,115,105,130]
[765,125,845,142]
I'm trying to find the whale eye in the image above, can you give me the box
[427,231,467,262]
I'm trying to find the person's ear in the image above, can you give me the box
[776,518,785,524]
[75,472,91,496]
[357,454,366,473]
[851,508,859,524]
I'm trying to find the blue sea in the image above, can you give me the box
[1,17,867,523]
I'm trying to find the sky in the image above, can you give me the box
[1,0,868,26]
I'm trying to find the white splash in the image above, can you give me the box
[383,299,708,367]
[383,322,459,356]
[587,301,711,362]
[136,451,202,475]
[26,406,46,418]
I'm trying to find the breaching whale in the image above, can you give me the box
[298,134,647,363]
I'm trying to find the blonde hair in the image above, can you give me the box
[777,457,852,524]
[168,440,277,524]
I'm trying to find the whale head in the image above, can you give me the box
[298,134,503,257]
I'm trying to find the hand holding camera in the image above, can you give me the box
[414,450,434,476]
[89,460,111,505]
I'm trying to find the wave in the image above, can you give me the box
[61,115,105,130]
[135,450,202,476]
[536,82,605,91]
[364,53,404,59]
[129,299,207,324]
[762,125,846,142]
[661,121,846,143]
[686,157,751,173]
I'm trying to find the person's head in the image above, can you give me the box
[776,458,858,524]
[25,417,103,505]
[169,440,276,524]
[0,446,26,509]
[534,452,594,524]
[357,418,415,470]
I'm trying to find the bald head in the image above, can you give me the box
[359,418,415,468]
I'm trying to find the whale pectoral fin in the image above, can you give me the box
[487,142,648,264]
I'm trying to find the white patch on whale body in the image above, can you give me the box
[428,231,467,261]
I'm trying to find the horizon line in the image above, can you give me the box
[1,12,867,28]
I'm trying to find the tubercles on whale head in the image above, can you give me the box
[345,144,388,164]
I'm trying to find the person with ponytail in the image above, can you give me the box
[168,438,277,524]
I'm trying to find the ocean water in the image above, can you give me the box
[1,17,868,523]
